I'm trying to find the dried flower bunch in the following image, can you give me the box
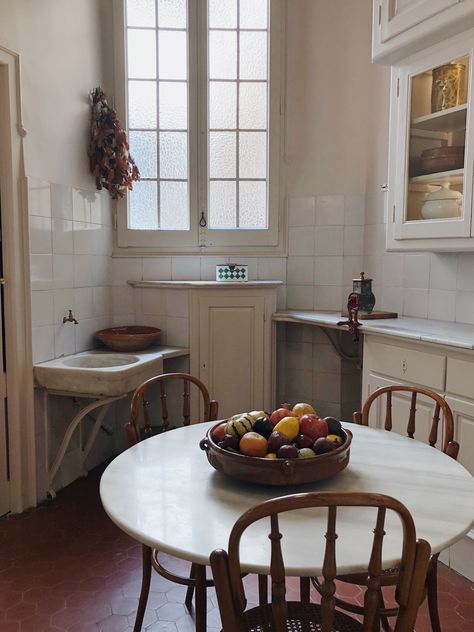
[88,87,140,199]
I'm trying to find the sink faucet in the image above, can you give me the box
[63,309,79,325]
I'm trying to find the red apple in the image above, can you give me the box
[299,415,328,442]
[296,434,314,449]
[270,405,298,426]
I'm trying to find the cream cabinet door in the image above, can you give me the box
[380,0,460,43]
[196,295,269,419]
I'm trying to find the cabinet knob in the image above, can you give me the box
[402,359,407,374]
[0,278,5,285]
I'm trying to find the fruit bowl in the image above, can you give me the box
[95,326,161,352]
[200,422,352,486]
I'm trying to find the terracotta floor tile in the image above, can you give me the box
[1,462,473,632]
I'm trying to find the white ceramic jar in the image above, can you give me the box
[421,183,462,219]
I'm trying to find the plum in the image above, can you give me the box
[324,417,342,435]
[267,431,290,453]
[296,434,314,449]
[252,417,274,439]
[277,444,298,459]
[313,437,336,455]
[221,434,240,451]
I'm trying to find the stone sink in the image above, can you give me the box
[34,346,189,397]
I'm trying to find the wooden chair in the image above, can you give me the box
[313,385,459,632]
[210,491,431,632]
[124,372,218,632]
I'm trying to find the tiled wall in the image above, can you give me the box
[364,189,474,324]
[29,178,114,363]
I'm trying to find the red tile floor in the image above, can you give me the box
[0,463,473,631]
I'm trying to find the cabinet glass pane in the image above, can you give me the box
[130,181,158,229]
[240,0,268,29]
[209,31,237,80]
[209,0,237,28]
[209,181,237,227]
[160,181,189,229]
[210,132,236,178]
[239,181,267,228]
[406,55,469,222]
[129,132,157,178]
[159,31,187,80]
[127,29,157,79]
[239,132,267,179]
[159,132,188,179]
[239,82,267,129]
[210,82,237,129]
[159,81,187,129]
[127,0,155,27]
[239,32,267,80]
[128,81,157,128]
[157,0,187,28]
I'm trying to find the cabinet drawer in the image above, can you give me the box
[446,358,474,399]
[366,341,445,390]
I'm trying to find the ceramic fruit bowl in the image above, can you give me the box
[95,326,161,352]
[200,421,352,486]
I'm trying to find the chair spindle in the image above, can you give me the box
[159,382,169,432]
[269,514,288,632]
[407,392,417,438]
[320,506,337,632]
[183,380,191,426]
[429,403,440,447]
[384,391,392,431]
[362,507,386,632]
[143,397,152,439]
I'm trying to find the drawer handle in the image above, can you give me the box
[402,359,407,374]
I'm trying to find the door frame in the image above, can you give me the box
[0,45,36,513]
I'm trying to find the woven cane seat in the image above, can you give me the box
[240,602,362,632]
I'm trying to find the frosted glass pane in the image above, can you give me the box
[159,82,187,129]
[209,181,237,228]
[159,31,187,80]
[209,31,237,80]
[128,29,156,79]
[240,0,268,29]
[128,81,157,128]
[239,132,267,178]
[209,82,236,129]
[209,0,237,28]
[159,132,188,179]
[239,32,267,80]
[127,0,155,27]
[209,132,236,178]
[239,82,267,129]
[158,0,187,28]
[130,181,158,229]
[160,181,189,230]
[239,181,267,228]
[129,131,157,178]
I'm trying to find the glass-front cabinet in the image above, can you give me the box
[387,29,474,250]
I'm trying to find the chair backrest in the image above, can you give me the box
[210,492,431,632]
[353,385,459,459]
[125,372,218,447]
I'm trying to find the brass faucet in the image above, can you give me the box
[63,309,79,324]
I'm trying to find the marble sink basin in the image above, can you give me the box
[34,347,189,397]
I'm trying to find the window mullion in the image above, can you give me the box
[196,0,209,245]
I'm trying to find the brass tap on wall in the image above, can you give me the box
[63,309,78,325]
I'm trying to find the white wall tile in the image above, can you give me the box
[286,285,314,310]
[402,288,429,318]
[30,255,53,290]
[54,324,76,358]
[380,286,403,313]
[142,288,166,315]
[315,195,344,226]
[29,216,52,254]
[74,287,94,319]
[53,254,74,289]
[314,285,343,311]
[73,221,100,255]
[72,188,91,223]
[53,289,75,324]
[343,226,364,256]
[363,254,383,286]
[314,256,343,286]
[142,257,172,280]
[363,223,386,255]
[403,254,430,288]
[31,290,54,327]
[166,289,189,317]
[277,286,286,309]
[89,193,103,224]
[314,226,343,256]
[171,257,201,280]
[455,291,474,325]
[200,257,227,281]
[313,372,341,403]
[99,194,113,226]
[428,290,456,322]
[285,341,313,369]
[289,226,315,256]
[93,286,111,317]
[342,256,363,286]
[73,255,94,288]
[112,257,142,286]
[52,219,73,254]
[288,196,315,227]
[382,253,403,287]
[166,316,189,347]
[32,325,54,363]
[75,318,103,352]
[28,178,51,217]
[287,256,314,285]
[344,195,365,225]
[257,257,287,282]
[430,253,458,291]
[456,254,474,291]
[50,183,72,220]
[92,256,112,287]
[112,286,136,315]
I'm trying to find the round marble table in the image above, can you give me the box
[100,422,474,576]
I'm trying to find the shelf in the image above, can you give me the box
[409,168,464,185]
[411,104,467,133]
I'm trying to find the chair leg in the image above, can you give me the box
[379,591,393,632]
[185,563,196,612]
[194,563,207,632]
[426,558,442,632]
[258,574,268,605]
[300,577,311,602]
[134,544,152,632]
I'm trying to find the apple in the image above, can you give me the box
[300,415,328,442]
[292,402,316,418]
[296,434,314,449]
[270,404,298,426]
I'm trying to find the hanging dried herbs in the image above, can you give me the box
[88,87,140,199]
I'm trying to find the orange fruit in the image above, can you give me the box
[239,432,268,457]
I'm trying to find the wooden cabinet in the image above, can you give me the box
[362,334,474,579]
[190,288,276,419]
[373,0,474,64]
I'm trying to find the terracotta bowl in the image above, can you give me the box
[95,326,161,352]
[200,422,352,486]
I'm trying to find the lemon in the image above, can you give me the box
[273,416,300,441]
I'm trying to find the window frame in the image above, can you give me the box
[113,0,286,256]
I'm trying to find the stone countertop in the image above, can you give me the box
[127,280,283,289]
[273,310,474,351]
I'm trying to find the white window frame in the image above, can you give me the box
[113,0,286,256]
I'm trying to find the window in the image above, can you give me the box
[115,0,284,253]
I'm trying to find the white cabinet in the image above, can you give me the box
[386,29,474,251]
[373,0,474,64]
[190,288,276,419]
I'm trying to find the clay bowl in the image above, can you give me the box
[95,326,161,352]
[200,422,352,486]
